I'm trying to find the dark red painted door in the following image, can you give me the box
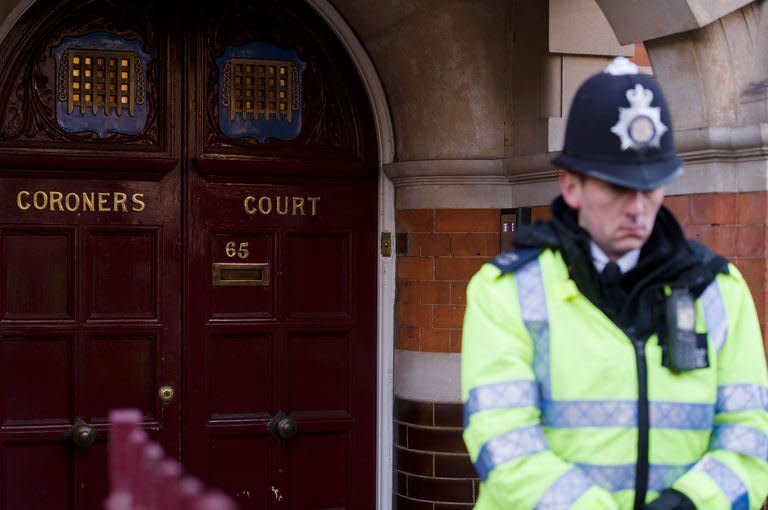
[0,173,181,510]
[183,175,378,510]
[182,2,380,507]
[0,0,379,507]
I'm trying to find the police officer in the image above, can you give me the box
[461,57,768,510]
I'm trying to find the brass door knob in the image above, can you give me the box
[158,385,175,402]
[268,410,298,440]
[71,418,96,448]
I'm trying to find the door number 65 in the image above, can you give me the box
[225,241,249,259]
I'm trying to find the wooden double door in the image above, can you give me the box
[0,1,379,509]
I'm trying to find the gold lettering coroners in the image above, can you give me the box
[16,191,145,212]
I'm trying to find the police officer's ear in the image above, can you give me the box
[559,170,585,211]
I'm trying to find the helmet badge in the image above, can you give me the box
[610,84,668,151]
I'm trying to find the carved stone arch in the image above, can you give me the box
[641,3,768,159]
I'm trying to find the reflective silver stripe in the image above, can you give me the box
[717,384,768,413]
[712,424,768,460]
[464,380,539,427]
[693,457,749,510]
[543,400,635,428]
[516,259,547,322]
[474,425,548,481]
[515,259,551,399]
[576,463,691,493]
[651,401,714,430]
[700,279,728,353]
[542,400,713,430]
[535,468,592,509]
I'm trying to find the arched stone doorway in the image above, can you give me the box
[0,1,390,508]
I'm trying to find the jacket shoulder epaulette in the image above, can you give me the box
[490,248,543,274]
[687,240,728,275]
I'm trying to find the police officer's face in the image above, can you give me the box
[560,171,665,260]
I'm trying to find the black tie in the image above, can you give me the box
[602,262,622,285]
[601,262,624,315]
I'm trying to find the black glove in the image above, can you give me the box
[643,489,696,510]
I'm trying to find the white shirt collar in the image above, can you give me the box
[590,242,641,274]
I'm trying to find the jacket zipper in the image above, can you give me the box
[632,336,650,510]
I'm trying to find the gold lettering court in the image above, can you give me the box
[243,195,320,216]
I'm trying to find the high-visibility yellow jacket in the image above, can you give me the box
[462,248,768,509]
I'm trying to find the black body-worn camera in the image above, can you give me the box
[662,289,709,371]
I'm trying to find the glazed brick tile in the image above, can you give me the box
[407,425,467,453]
[395,471,408,494]
[398,257,434,280]
[396,446,435,476]
[407,475,474,503]
[433,305,465,329]
[434,504,474,510]
[435,453,476,478]
[434,403,463,427]
[435,258,484,281]
[395,494,434,510]
[421,328,451,352]
[395,423,408,447]
[435,209,499,233]
[412,233,452,257]
[395,398,434,426]
[398,209,435,233]
[737,192,767,226]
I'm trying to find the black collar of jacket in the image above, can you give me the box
[512,196,728,337]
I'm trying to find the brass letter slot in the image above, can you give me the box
[212,262,270,287]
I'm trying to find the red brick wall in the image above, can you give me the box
[395,209,500,353]
[667,192,768,345]
[395,192,768,353]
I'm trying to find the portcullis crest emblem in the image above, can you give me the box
[610,84,667,151]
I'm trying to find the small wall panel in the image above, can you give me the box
[86,230,157,319]
[2,442,71,510]
[288,433,348,510]
[79,333,155,420]
[209,333,273,418]
[285,233,350,317]
[207,436,271,510]
[1,335,72,425]
[286,332,349,413]
[2,230,72,320]
[209,232,274,319]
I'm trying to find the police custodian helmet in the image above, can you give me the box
[552,57,683,191]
